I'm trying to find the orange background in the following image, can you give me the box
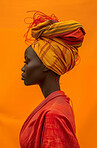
[0,0,97,147]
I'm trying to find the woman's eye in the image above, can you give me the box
[24,61,28,64]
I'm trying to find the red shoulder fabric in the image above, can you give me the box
[19,90,80,148]
[40,111,80,148]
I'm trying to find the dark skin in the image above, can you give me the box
[21,45,61,98]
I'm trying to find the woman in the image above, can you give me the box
[20,10,86,148]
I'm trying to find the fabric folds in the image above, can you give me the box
[31,19,86,75]
[19,90,80,148]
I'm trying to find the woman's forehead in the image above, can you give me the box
[25,46,30,55]
[24,48,28,59]
[24,46,38,60]
[24,46,32,55]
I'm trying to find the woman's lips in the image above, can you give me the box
[21,73,24,77]
[21,77,25,80]
[21,73,25,80]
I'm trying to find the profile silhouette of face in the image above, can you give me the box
[21,45,48,86]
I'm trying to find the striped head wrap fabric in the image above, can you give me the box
[24,11,86,75]
[31,19,85,48]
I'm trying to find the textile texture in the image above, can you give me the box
[31,20,86,75]
[19,90,80,148]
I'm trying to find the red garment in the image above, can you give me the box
[19,90,80,148]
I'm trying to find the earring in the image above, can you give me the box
[56,75,62,84]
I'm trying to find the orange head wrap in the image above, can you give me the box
[23,10,86,76]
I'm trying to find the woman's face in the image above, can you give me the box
[21,45,46,86]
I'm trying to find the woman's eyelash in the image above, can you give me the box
[24,61,28,64]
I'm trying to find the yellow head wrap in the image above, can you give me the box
[31,19,86,75]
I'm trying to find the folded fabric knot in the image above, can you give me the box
[31,19,86,48]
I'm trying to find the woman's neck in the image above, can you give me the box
[39,74,60,98]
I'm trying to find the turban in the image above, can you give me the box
[31,19,86,75]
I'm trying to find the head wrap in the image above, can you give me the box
[30,19,86,75]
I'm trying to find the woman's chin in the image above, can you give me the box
[21,78,38,86]
[21,77,30,86]
[24,80,35,86]
[24,81,30,86]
